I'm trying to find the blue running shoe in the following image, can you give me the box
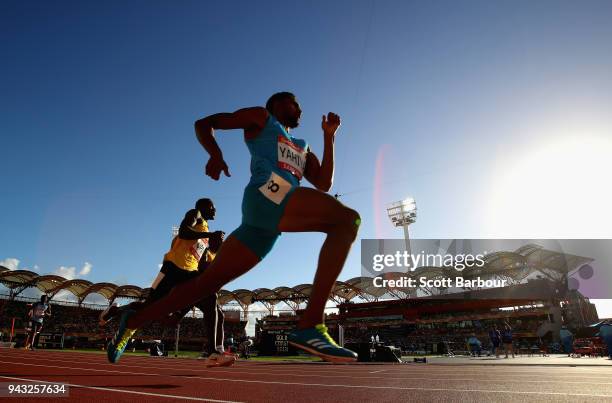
[107,309,137,364]
[288,324,357,363]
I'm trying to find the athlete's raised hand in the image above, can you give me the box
[205,156,231,180]
[321,112,341,139]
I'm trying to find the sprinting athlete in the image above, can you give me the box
[109,92,360,363]
[104,199,229,365]
[166,234,232,366]
[24,295,51,350]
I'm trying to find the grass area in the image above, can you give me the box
[41,348,199,358]
[248,354,321,362]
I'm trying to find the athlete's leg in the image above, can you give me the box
[23,325,33,349]
[31,323,42,349]
[277,187,360,329]
[196,294,219,354]
[127,236,259,328]
[196,294,234,367]
[216,303,225,352]
[100,270,173,326]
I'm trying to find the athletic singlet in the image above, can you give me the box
[246,115,309,197]
[163,220,209,271]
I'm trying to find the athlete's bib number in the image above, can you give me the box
[191,239,207,261]
[277,136,307,179]
[259,172,292,205]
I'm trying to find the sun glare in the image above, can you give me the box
[485,135,612,237]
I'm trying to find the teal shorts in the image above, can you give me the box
[230,184,297,259]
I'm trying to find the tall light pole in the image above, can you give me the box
[387,197,417,256]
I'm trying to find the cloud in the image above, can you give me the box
[0,258,38,272]
[54,266,77,280]
[79,262,92,276]
[0,258,20,271]
[53,261,93,280]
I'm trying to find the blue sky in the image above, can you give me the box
[2,1,612,315]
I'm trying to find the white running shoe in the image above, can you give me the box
[205,352,236,368]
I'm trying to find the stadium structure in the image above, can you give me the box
[0,244,601,357]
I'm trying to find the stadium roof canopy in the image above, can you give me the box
[81,283,118,301]
[0,244,595,307]
[0,269,39,291]
[51,279,94,298]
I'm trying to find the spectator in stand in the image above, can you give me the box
[560,326,573,357]
[488,325,501,358]
[467,334,482,357]
[502,322,515,358]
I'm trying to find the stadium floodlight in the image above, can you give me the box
[172,225,179,237]
[387,197,417,255]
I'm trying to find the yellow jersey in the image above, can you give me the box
[163,220,209,271]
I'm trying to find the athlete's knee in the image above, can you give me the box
[337,207,361,238]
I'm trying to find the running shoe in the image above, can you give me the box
[288,324,358,363]
[106,309,137,364]
[205,352,236,368]
[99,303,119,326]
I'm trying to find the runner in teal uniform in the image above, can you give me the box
[109,92,360,363]
[233,112,308,257]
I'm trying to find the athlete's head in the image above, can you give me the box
[266,92,301,129]
[195,198,215,220]
[40,295,48,303]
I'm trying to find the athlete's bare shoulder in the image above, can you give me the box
[197,107,268,133]
[238,107,269,139]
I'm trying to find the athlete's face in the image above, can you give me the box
[200,203,215,220]
[276,97,301,129]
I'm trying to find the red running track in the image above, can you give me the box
[1,349,612,402]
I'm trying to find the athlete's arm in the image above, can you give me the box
[179,227,224,241]
[304,112,341,192]
[194,107,269,180]
[177,215,224,241]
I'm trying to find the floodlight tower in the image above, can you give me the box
[387,197,417,255]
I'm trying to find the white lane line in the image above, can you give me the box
[2,360,612,397]
[0,375,243,402]
[3,355,612,384]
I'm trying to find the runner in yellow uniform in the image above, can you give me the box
[102,198,226,364]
